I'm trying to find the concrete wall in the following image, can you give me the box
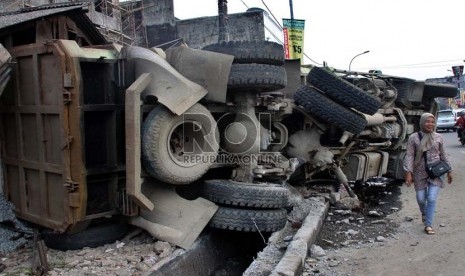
[141,0,177,48]
[141,2,281,50]
[1,0,278,52]
[176,10,266,49]
[0,0,20,12]
[0,0,88,11]
[142,0,175,26]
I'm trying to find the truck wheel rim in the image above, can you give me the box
[168,120,206,168]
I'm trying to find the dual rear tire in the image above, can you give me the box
[200,42,289,232]
[202,179,289,232]
[295,66,383,134]
[203,40,287,93]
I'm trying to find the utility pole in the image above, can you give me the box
[218,0,229,42]
[289,0,294,20]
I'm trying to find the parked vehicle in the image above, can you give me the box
[452,108,465,120]
[437,110,456,132]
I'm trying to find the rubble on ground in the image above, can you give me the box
[302,182,402,275]
[0,195,33,255]
[0,182,402,275]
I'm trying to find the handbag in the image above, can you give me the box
[418,132,451,178]
[425,160,451,178]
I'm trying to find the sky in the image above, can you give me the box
[173,0,465,81]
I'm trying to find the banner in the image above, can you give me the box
[282,19,305,60]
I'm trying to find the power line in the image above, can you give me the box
[237,0,322,65]
[372,59,464,69]
[381,64,462,70]
[239,0,249,9]
[360,59,465,71]
[260,0,283,29]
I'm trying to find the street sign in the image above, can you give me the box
[452,65,464,77]
[282,19,305,60]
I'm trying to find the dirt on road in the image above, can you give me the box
[304,131,465,276]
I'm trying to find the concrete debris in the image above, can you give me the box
[337,196,362,210]
[322,239,334,245]
[336,219,350,224]
[153,241,173,258]
[305,183,402,275]
[345,229,359,236]
[375,236,385,242]
[283,235,293,242]
[334,209,352,215]
[328,260,339,267]
[329,192,341,204]
[310,245,326,257]
[368,210,381,217]
[404,216,414,222]
[266,198,328,276]
[410,241,419,246]
[371,219,387,224]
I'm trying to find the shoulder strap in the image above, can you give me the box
[418,132,428,165]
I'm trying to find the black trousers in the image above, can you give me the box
[457,127,464,138]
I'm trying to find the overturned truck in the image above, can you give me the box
[0,37,456,249]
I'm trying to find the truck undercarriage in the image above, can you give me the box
[0,39,457,250]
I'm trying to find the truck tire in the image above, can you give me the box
[142,103,219,185]
[42,223,128,251]
[202,179,289,208]
[294,85,367,134]
[228,64,286,92]
[202,40,285,65]
[209,207,287,232]
[306,67,382,115]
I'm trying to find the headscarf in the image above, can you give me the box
[415,112,435,163]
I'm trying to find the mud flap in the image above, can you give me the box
[165,46,233,103]
[122,46,208,115]
[130,182,218,249]
[125,74,218,249]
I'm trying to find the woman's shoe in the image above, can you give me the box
[424,226,436,235]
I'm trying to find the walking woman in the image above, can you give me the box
[403,112,453,235]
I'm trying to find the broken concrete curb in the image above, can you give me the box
[270,199,329,276]
[144,231,237,276]
[146,197,329,276]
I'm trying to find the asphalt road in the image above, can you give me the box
[314,131,465,276]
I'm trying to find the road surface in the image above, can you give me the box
[310,131,465,276]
